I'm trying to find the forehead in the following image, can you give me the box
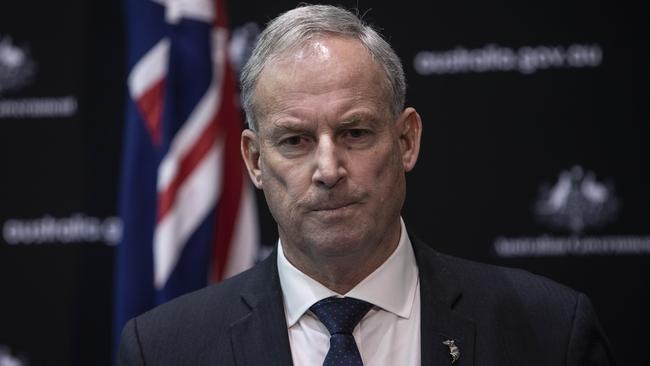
[253,36,390,126]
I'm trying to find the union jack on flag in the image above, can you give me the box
[113,0,259,350]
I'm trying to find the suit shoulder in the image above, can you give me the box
[427,250,614,364]
[134,259,270,335]
[433,250,581,312]
[117,256,280,365]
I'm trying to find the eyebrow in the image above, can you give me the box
[266,120,310,139]
[338,112,382,128]
[338,118,363,128]
[272,120,305,131]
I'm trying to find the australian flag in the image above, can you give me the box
[113,0,259,353]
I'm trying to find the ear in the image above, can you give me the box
[396,107,422,172]
[241,129,263,189]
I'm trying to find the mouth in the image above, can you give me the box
[311,202,357,212]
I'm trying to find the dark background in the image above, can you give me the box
[0,0,648,365]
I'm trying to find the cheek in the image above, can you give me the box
[367,143,405,197]
[260,153,311,198]
[370,142,402,177]
[259,149,286,184]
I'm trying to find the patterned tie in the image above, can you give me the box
[309,297,373,366]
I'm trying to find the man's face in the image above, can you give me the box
[241,36,421,270]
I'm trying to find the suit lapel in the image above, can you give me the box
[413,237,476,366]
[230,250,293,366]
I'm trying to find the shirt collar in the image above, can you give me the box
[277,218,419,327]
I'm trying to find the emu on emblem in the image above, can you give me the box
[442,339,460,364]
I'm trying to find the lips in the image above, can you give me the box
[312,202,355,211]
[303,191,364,212]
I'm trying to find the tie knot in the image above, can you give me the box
[310,297,373,335]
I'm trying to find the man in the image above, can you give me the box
[118,5,615,365]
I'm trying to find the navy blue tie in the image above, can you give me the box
[310,297,373,366]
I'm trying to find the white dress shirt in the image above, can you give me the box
[277,218,421,366]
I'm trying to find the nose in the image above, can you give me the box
[312,136,345,188]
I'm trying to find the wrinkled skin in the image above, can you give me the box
[241,36,422,293]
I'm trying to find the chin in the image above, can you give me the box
[303,228,369,256]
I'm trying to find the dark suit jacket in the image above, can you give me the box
[117,238,615,365]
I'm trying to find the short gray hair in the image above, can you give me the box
[240,4,406,131]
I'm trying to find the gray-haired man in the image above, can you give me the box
[118,5,614,365]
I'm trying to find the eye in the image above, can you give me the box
[345,129,371,139]
[282,135,303,146]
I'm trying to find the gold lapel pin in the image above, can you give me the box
[442,339,460,364]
